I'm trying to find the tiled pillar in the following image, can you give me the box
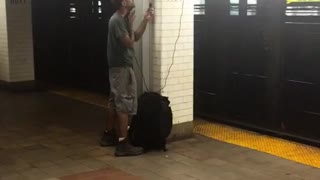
[152,0,194,140]
[0,0,10,82]
[0,0,34,90]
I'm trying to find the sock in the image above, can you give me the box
[119,137,125,142]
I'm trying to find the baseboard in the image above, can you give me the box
[168,121,194,142]
[0,80,40,92]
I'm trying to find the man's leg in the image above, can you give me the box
[114,67,143,157]
[106,101,116,132]
[114,111,143,157]
[118,112,129,140]
[100,108,118,146]
[100,96,118,146]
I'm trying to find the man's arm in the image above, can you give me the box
[134,19,148,41]
[120,29,135,48]
[118,11,136,48]
[134,8,154,41]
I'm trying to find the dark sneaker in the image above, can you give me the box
[115,140,144,157]
[100,131,117,147]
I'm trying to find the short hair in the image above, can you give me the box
[111,0,123,10]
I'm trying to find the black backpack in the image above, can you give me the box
[129,92,173,152]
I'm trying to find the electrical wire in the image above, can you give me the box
[134,55,150,92]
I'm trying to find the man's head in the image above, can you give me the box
[112,0,135,11]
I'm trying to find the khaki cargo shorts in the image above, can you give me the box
[108,67,138,115]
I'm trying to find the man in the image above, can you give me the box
[100,0,154,157]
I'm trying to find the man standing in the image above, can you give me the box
[100,0,154,157]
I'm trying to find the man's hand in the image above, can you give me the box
[133,8,154,41]
[128,10,136,29]
[119,10,136,48]
[144,8,155,22]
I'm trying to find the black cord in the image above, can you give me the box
[134,55,150,92]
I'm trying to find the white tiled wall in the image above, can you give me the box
[152,0,194,124]
[6,0,34,82]
[0,0,34,82]
[0,0,9,81]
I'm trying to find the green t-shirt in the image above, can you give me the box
[107,13,135,68]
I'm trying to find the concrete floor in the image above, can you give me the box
[0,90,319,180]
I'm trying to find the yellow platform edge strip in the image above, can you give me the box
[194,119,320,168]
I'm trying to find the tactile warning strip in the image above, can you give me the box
[194,119,320,168]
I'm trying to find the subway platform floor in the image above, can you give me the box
[0,90,319,180]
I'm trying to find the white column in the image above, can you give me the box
[133,0,152,95]
[0,0,34,82]
[0,0,10,81]
[152,0,194,125]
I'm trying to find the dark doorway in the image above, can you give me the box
[281,2,320,140]
[194,0,320,144]
[32,0,115,93]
